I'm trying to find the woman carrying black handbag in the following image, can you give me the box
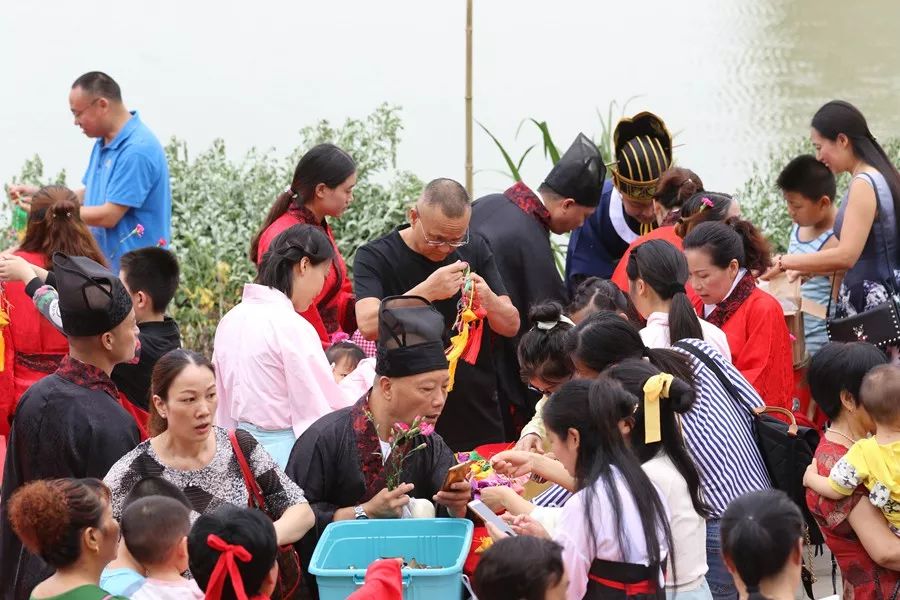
[767,100,900,351]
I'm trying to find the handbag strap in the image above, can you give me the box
[673,341,752,418]
[228,429,269,515]
[827,172,898,318]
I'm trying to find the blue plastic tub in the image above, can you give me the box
[308,518,474,600]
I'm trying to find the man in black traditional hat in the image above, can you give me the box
[0,253,141,600]
[566,112,673,291]
[286,296,472,598]
[353,178,520,451]
[470,133,605,434]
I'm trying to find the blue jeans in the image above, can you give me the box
[705,519,738,600]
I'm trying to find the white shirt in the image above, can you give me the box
[131,578,204,600]
[642,454,708,591]
[641,312,732,362]
[554,468,668,600]
[704,268,747,317]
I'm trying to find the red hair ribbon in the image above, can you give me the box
[204,534,253,600]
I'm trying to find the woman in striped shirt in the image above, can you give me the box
[566,311,770,600]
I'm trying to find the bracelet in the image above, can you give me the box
[776,255,786,272]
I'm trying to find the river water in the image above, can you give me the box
[2,0,899,200]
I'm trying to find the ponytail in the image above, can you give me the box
[683,219,771,275]
[626,239,703,343]
[19,185,107,267]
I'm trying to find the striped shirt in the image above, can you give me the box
[671,338,771,518]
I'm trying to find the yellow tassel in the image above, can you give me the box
[446,308,478,391]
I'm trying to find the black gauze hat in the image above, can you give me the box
[53,252,133,337]
[376,296,449,377]
[542,133,606,207]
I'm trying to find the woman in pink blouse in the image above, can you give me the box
[213,224,373,468]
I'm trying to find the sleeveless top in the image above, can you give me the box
[834,171,900,316]
[788,225,833,355]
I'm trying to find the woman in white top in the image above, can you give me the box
[605,359,713,600]
[626,239,731,361]
[494,378,672,600]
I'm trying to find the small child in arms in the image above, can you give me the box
[804,364,900,535]
[326,341,366,383]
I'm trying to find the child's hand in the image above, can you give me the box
[0,254,37,283]
[803,458,819,487]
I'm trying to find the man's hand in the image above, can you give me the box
[0,254,37,283]
[362,483,414,519]
[419,261,468,301]
[433,480,471,518]
[7,184,38,206]
[514,433,545,454]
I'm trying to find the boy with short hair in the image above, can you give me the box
[121,496,202,599]
[776,155,838,357]
[474,536,568,600]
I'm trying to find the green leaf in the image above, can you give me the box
[478,121,523,182]
[530,119,561,164]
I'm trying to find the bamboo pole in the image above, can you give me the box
[465,0,473,197]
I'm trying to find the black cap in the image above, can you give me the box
[542,133,606,207]
[375,296,448,377]
[53,252,133,337]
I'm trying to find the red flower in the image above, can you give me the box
[157,238,167,247]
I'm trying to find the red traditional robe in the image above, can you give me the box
[692,273,794,409]
[611,225,701,305]
[256,206,355,348]
[0,250,68,437]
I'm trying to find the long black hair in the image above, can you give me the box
[626,239,703,343]
[256,223,334,299]
[517,302,574,384]
[603,359,711,518]
[565,311,693,383]
[250,143,356,261]
[543,378,674,575]
[812,100,900,223]
[721,490,803,600]
[682,219,771,275]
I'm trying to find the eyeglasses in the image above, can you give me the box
[72,97,100,119]
[416,217,469,248]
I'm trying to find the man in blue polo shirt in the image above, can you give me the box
[9,72,171,272]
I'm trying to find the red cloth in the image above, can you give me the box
[807,438,900,600]
[504,182,551,232]
[256,207,355,349]
[0,250,69,436]
[610,226,701,305]
[347,559,403,600]
[692,286,794,409]
[117,390,150,441]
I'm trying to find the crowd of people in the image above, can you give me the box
[0,70,899,600]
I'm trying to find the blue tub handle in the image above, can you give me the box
[352,573,411,588]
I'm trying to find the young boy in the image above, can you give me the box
[114,247,182,411]
[776,155,838,357]
[100,476,192,596]
[121,496,203,599]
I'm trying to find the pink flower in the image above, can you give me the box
[157,238,167,247]
[701,197,714,208]
[135,224,145,237]
[419,422,435,436]
[393,422,410,433]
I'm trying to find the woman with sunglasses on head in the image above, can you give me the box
[215,224,373,468]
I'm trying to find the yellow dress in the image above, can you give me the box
[829,437,900,532]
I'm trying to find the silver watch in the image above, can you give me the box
[353,505,369,520]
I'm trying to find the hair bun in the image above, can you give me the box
[8,480,69,556]
[528,301,564,325]
[50,198,79,220]
[666,377,696,414]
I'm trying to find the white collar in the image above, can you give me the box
[703,268,747,317]
[608,187,639,244]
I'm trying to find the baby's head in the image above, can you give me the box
[121,495,192,574]
[326,341,366,382]
[859,364,900,429]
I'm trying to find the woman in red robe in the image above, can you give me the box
[249,144,358,348]
[0,186,108,436]
[683,219,794,408]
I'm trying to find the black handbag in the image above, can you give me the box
[826,173,900,347]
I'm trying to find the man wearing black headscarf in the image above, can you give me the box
[286,296,472,598]
[0,253,141,600]
[470,133,606,432]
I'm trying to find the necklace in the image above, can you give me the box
[826,427,858,446]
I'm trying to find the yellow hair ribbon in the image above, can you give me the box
[642,373,674,443]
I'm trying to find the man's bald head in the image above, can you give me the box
[418,178,470,219]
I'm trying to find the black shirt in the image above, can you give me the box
[353,225,508,450]
[112,317,182,410]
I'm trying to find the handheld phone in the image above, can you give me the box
[441,461,472,492]
[468,500,517,537]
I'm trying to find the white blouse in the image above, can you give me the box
[640,311,732,362]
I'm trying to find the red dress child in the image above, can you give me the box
[692,271,794,409]
[0,250,68,436]
[256,205,356,348]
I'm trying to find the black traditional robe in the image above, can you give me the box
[0,356,140,600]
[285,396,456,599]
[471,183,568,431]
